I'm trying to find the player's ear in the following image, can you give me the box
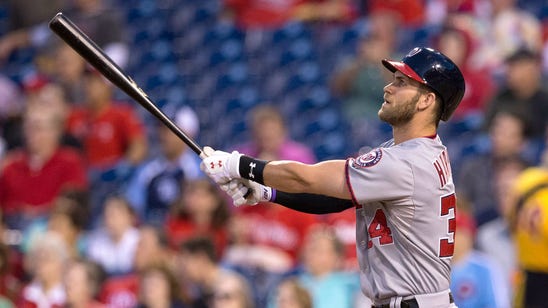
[416,91,437,112]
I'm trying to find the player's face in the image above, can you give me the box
[379,71,423,126]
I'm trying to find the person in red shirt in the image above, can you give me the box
[0,104,87,231]
[166,179,231,258]
[66,69,147,222]
[66,70,147,170]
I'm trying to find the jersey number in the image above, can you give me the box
[439,193,456,258]
[367,209,393,248]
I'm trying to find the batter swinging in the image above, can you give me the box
[201,47,465,307]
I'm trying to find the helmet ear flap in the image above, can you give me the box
[382,47,465,121]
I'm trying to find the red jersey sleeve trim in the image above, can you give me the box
[345,158,361,209]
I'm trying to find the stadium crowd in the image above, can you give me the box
[0,0,546,307]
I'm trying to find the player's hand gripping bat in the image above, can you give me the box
[48,12,207,158]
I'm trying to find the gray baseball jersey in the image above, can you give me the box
[346,135,455,302]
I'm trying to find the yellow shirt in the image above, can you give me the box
[512,168,548,272]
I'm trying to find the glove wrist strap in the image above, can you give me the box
[239,156,267,184]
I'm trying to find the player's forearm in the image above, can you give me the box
[263,160,317,193]
[261,159,350,199]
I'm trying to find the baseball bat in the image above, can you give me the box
[48,12,205,157]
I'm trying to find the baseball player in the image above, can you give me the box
[201,47,465,307]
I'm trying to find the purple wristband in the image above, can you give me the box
[270,188,277,202]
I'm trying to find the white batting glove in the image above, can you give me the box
[221,179,273,206]
[200,146,242,184]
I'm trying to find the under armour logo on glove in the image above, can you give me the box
[249,162,256,179]
[210,160,223,169]
[200,146,242,185]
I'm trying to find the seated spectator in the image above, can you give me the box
[476,0,542,71]
[99,224,175,308]
[323,210,358,270]
[483,48,548,140]
[178,236,241,307]
[0,103,87,231]
[434,26,496,121]
[125,106,203,225]
[211,269,255,308]
[236,104,316,163]
[294,224,362,308]
[271,278,312,308]
[137,264,190,308]
[450,210,511,307]
[85,196,139,276]
[330,11,399,150]
[49,43,88,105]
[64,259,107,308]
[457,110,532,226]
[166,179,230,257]
[21,189,89,257]
[66,68,147,219]
[19,232,68,307]
[506,165,548,307]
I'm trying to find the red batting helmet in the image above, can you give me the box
[382,47,465,121]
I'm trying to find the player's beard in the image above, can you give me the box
[378,92,420,126]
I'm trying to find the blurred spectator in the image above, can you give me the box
[0,242,18,307]
[331,12,399,122]
[125,106,203,225]
[63,259,106,308]
[271,278,312,308]
[0,0,128,68]
[236,104,316,162]
[22,189,90,258]
[457,110,531,226]
[476,0,542,70]
[66,69,147,169]
[66,68,147,220]
[366,0,425,27]
[49,43,88,104]
[221,0,355,30]
[323,208,358,270]
[225,104,319,304]
[295,224,362,308]
[211,271,255,308]
[47,190,89,258]
[450,209,511,308]
[505,165,548,308]
[330,11,399,150]
[475,153,525,293]
[85,195,139,276]
[98,224,174,308]
[0,103,87,231]
[166,179,230,257]
[178,236,241,308]
[19,231,68,308]
[483,48,548,140]
[211,270,255,308]
[434,26,496,121]
[137,264,189,308]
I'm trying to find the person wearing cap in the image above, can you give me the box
[125,106,203,226]
[199,47,465,306]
